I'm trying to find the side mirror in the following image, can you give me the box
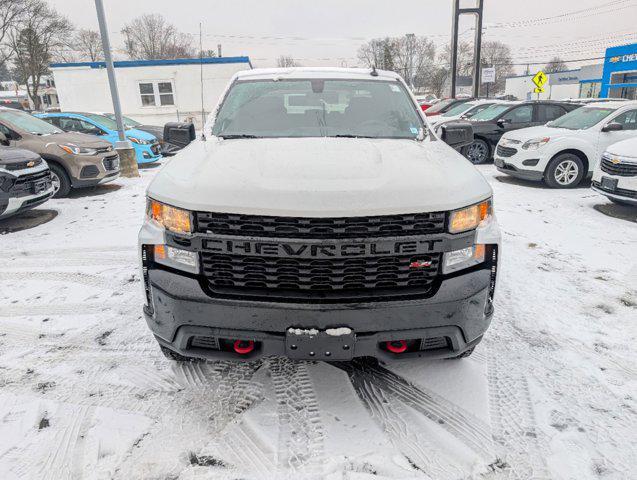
[440,122,473,149]
[163,122,196,148]
[497,118,510,128]
[0,132,8,146]
[601,122,623,132]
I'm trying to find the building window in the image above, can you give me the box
[579,82,600,98]
[138,81,175,107]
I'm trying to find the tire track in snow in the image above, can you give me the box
[0,271,120,289]
[268,358,325,473]
[0,301,138,317]
[336,359,494,461]
[219,422,278,478]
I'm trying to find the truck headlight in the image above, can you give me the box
[522,137,550,150]
[443,244,485,273]
[154,244,199,274]
[147,198,192,234]
[449,199,491,234]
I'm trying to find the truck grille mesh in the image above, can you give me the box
[496,145,517,158]
[195,212,446,238]
[201,252,441,299]
[600,156,637,177]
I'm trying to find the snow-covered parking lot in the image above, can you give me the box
[0,163,635,480]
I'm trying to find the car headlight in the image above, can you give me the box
[58,143,98,156]
[443,244,485,274]
[147,198,192,234]
[522,137,550,150]
[449,199,492,234]
[129,137,150,145]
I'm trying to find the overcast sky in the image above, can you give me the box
[49,0,636,72]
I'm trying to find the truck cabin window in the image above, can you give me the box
[211,79,424,139]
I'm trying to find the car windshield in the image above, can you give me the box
[425,98,456,114]
[442,101,477,117]
[83,113,119,130]
[106,114,141,128]
[463,103,494,118]
[547,107,615,130]
[0,110,62,135]
[469,104,513,121]
[212,79,424,139]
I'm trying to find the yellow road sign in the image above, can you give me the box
[532,71,548,88]
[534,86,545,94]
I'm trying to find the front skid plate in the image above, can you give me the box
[285,329,355,361]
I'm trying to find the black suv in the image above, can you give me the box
[425,97,474,117]
[461,100,581,164]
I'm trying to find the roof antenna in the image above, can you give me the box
[370,65,379,77]
[199,22,206,140]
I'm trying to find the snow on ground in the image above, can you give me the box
[0,162,635,480]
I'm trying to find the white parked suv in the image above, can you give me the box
[592,137,637,206]
[494,101,637,188]
[139,67,501,363]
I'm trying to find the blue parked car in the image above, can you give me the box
[36,112,162,164]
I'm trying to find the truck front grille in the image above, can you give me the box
[600,156,637,177]
[201,251,441,301]
[195,212,446,238]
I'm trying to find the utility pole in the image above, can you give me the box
[450,0,484,98]
[94,0,138,177]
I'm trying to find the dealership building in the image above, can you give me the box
[50,57,252,127]
[504,42,637,101]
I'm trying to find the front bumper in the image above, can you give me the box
[592,165,637,205]
[144,265,494,362]
[0,186,54,219]
[494,156,544,181]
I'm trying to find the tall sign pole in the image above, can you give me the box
[94,0,138,177]
[450,0,484,98]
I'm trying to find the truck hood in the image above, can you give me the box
[148,137,492,216]
[605,137,637,158]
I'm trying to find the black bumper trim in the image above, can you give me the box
[496,164,544,181]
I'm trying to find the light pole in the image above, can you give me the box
[94,0,138,177]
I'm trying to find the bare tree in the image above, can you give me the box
[0,0,26,66]
[544,56,568,73]
[422,66,450,98]
[480,40,514,94]
[122,14,194,60]
[440,41,474,77]
[73,28,103,61]
[357,37,399,71]
[9,0,73,110]
[276,55,299,68]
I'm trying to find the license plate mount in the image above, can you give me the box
[285,328,355,361]
[32,180,48,194]
[601,176,618,191]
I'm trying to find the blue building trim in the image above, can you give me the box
[579,78,602,84]
[600,43,637,97]
[51,56,252,69]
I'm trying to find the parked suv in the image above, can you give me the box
[424,97,473,117]
[0,147,54,220]
[0,108,120,197]
[37,112,162,164]
[139,68,500,363]
[462,100,580,164]
[495,101,637,188]
[592,137,637,205]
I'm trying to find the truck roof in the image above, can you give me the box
[235,67,402,81]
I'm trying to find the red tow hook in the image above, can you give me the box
[233,340,255,355]
[386,340,408,354]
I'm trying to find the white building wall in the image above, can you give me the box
[505,74,580,100]
[51,60,250,128]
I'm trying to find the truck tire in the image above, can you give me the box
[159,345,201,362]
[544,153,585,188]
[49,163,72,198]
[462,139,490,164]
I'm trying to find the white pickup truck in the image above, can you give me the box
[495,101,637,188]
[139,68,501,363]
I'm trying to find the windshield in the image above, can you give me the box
[425,98,456,114]
[442,101,477,117]
[463,103,494,118]
[105,114,141,128]
[83,113,119,130]
[212,79,424,139]
[469,104,513,122]
[547,107,615,130]
[0,110,62,135]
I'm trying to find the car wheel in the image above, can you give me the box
[49,163,71,198]
[463,139,490,164]
[159,345,201,362]
[545,153,585,188]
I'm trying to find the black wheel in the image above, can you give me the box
[49,163,71,198]
[160,345,201,362]
[463,139,490,164]
[544,153,585,188]
[448,347,475,359]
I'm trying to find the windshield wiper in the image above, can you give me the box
[218,134,261,139]
[331,134,375,139]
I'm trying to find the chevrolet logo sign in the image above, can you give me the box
[26,160,35,168]
[609,56,621,63]
[611,158,621,165]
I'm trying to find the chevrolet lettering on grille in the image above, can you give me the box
[202,238,444,258]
